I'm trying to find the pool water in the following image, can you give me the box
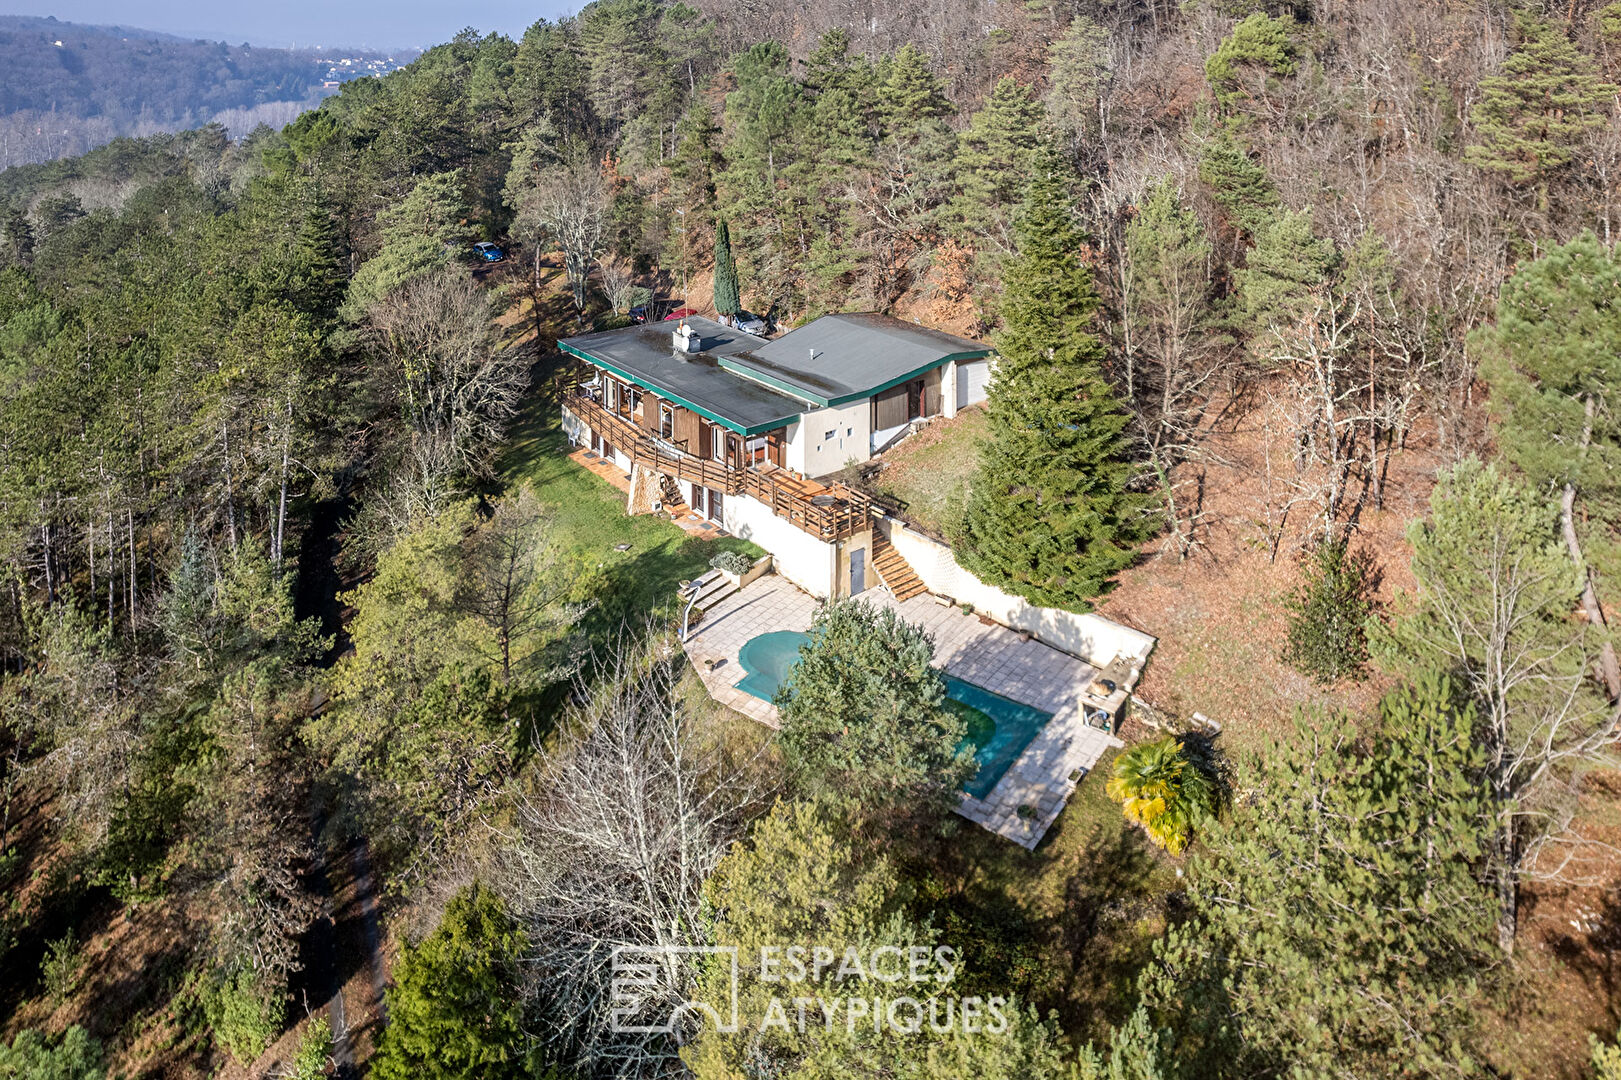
[734,631,810,702]
[734,630,1053,799]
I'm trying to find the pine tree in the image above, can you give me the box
[372,884,533,1080]
[1474,232,1621,694]
[712,217,741,317]
[956,148,1154,611]
[1204,12,1298,110]
[1465,14,1615,189]
[1143,682,1495,1076]
[776,599,969,811]
[1,208,34,267]
[1281,539,1374,684]
[878,44,953,132]
[1196,126,1278,234]
[1238,208,1337,341]
[951,77,1047,248]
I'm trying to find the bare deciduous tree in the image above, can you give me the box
[597,255,640,315]
[367,267,530,476]
[494,634,775,1077]
[514,150,609,318]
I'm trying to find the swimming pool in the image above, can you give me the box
[734,630,1053,799]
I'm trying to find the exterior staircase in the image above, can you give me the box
[657,473,691,517]
[872,531,928,601]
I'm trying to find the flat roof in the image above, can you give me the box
[558,317,806,435]
[731,313,993,406]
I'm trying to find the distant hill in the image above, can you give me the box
[0,16,414,169]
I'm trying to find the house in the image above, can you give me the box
[558,312,995,600]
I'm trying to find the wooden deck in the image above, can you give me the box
[564,387,874,542]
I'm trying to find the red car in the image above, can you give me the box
[663,307,698,321]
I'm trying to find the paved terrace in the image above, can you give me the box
[683,574,1122,849]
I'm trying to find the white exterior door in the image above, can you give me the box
[958,360,991,409]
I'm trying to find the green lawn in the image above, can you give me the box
[862,407,987,537]
[498,359,761,630]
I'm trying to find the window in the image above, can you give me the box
[712,425,727,461]
[604,380,617,411]
[660,403,676,440]
[824,430,836,441]
[745,435,769,466]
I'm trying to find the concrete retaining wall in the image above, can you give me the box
[885,519,1155,667]
[724,493,838,597]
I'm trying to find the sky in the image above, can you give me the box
[1,0,574,51]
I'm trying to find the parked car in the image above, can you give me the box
[735,311,768,335]
[663,307,698,321]
[471,241,505,263]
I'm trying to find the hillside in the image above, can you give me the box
[0,16,410,169]
[3,3,1621,1079]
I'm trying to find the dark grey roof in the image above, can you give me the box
[734,313,993,405]
[558,316,806,434]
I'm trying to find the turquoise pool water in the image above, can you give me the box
[734,631,811,702]
[734,630,1053,799]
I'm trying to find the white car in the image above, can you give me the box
[735,311,768,335]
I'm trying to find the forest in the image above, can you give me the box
[0,16,404,171]
[2,0,1621,1077]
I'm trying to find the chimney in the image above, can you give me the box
[673,321,700,353]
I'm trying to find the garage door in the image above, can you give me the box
[957,360,991,409]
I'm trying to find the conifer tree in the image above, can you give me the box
[1474,232,1621,694]
[1144,682,1495,1076]
[878,44,953,131]
[951,77,1046,248]
[1238,208,1337,341]
[372,884,533,1080]
[1196,126,1278,234]
[1466,14,1615,189]
[956,148,1154,611]
[711,217,741,318]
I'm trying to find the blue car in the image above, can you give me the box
[472,241,505,263]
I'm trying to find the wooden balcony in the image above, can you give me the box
[563,386,873,542]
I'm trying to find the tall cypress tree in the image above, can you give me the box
[955,148,1154,612]
[712,217,741,318]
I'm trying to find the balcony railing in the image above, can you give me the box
[563,385,873,542]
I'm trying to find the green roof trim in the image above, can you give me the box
[717,356,831,407]
[559,341,799,436]
[823,350,995,406]
[722,350,995,408]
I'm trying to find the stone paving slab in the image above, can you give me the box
[683,575,822,728]
[682,574,1132,849]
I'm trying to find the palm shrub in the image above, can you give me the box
[1105,737,1216,854]
[1282,539,1374,685]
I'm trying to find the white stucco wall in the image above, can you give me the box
[885,520,1156,667]
[724,492,838,597]
[562,404,587,446]
[786,399,873,477]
